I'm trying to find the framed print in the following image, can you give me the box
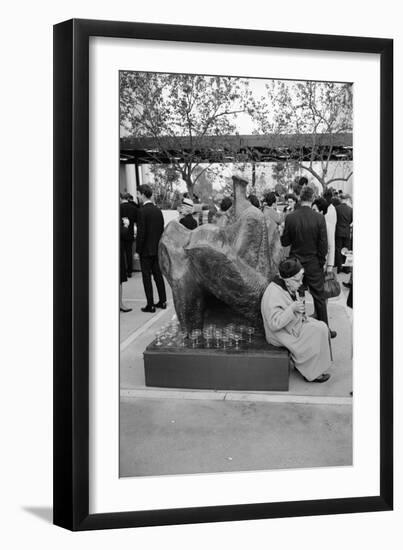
[53,19,393,530]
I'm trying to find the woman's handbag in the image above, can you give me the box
[324,271,341,299]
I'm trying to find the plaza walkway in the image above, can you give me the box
[120,269,353,477]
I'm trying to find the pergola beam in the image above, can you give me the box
[120,133,353,164]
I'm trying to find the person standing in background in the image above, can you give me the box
[179,197,197,230]
[283,193,298,218]
[216,196,233,228]
[127,193,139,223]
[322,188,337,271]
[281,186,336,338]
[331,189,342,207]
[120,216,132,313]
[248,194,261,209]
[312,197,335,272]
[120,192,137,278]
[136,184,167,313]
[335,194,353,273]
[262,191,283,227]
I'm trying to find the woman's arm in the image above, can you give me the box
[326,218,336,268]
[267,302,297,331]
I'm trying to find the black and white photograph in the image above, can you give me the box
[119,71,354,477]
[1,0,399,543]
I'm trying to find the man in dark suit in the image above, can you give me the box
[335,194,353,273]
[120,192,138,277]
[136,184,167,313]
[281,186,336,338]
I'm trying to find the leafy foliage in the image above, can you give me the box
[251,80,353,187]
[120,72,249,196]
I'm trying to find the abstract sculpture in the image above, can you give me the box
[159,175,284,332]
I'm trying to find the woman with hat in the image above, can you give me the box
[261,258,331,383]
[179,197,197,230]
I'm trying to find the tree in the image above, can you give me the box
[251,80,353,189]
[271,162,289,190]
[147,164,181,208]
[120,72,248,198]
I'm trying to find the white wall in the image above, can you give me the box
[120,164,138,196]
[0,1,400,549]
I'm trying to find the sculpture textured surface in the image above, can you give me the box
[159,176,284,332]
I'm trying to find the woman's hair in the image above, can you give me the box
[220,196,232,212]
[312,197,329,215]
[285,193,298,203]
[263,191,277,207]
[248,194,260,208]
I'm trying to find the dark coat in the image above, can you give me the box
[120,219,128,283]
[281,205,328,266]
[120,201,138,240]
[136,202,164,256]
[335,203,353,238]
[179,214,197,230]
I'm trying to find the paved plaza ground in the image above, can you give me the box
[119,268,353,477]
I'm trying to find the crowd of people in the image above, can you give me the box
[120,175,353,384]
[120,186,167,313]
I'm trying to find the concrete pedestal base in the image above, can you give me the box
[144,335,290,391]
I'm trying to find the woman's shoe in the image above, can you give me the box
[120,306,132,313]
[312,373,331,383]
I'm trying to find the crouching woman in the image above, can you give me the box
[261,258,331,383]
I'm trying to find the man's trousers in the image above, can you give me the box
[140,255,167,307]
[301,257,328,326]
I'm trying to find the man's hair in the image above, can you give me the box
[323,188,333,203]
[220,196,232,212]
[299,176,308,186]
[138,184,153,199]
[263,191,277,207]
[292,181,302,196]
[312,197,328,215]
[300,186,314,203]
[248,194,260,208]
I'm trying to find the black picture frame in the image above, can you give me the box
[53,18,393,531]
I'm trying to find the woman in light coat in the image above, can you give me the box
[261,258,331,383]
[322,189,338,269]
[312,197,336,271]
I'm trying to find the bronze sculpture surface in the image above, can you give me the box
[159,175,284,332]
